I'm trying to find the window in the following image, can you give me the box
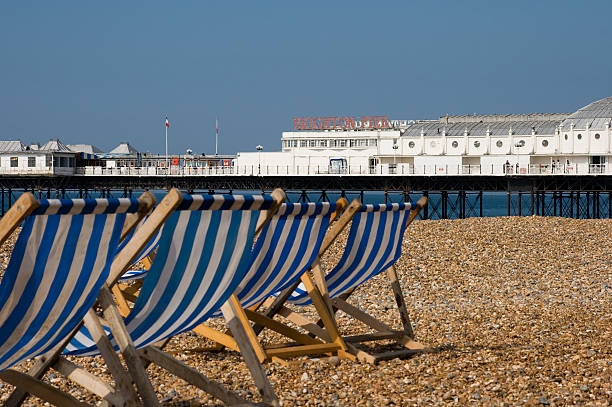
[451,141,459,148]
[496,140,503,147]
[300,140,308,147]
[577,134,582,140]
[339,139,347,147]
[516,140,526,147]
[542,140,549,147]
[28,157,36,167]
[309,140,316,147]
[69,157,75,167]
[474,141,480,148]
[595,133,601,139]
[564,134,568,140]
[408,141,415,148]
[10,157,18,168]
[368,139,378,146]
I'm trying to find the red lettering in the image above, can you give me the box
[361,116,368,128]
[322,117,330,129]
[380,116,389,128]
[314,117,322,130]
[301,117,309,130]
[330,116,338,128]
[293,117,300,130]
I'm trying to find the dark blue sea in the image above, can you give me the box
[1,190,512,219]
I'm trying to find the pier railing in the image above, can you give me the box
[72,163,612,176]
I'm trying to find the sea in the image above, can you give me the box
[1,190,513,219]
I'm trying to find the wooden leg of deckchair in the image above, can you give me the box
[98,285,160,406]
[112,284,132,317]
[79,307,140,405]
[299,273,353,360]
[253,280,301,336]
[310,260,334,317]
[0,370,87,407]
[221,299,279,406]
[387,265,415,338]
[227,295,268,363]
[332,298,424,350]
[191,324,241,353]
[138,346,253,406]
[3,323,86,407]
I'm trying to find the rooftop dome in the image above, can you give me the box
[560,96,612,130]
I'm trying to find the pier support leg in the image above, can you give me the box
[518,192,522,216]
[1,188,4,217]
[8,188,12,209]
[560,192,564,217]
[384,190,388,204]
[423,191,429,220]
[577,192,581,218]
[479,191,483,217]
[530,189,534,216]
[586,192,590,218]
[507,191,511,217]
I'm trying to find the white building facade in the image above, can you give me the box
[235,96,612,176]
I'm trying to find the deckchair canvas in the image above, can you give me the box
[64,189,284,406]
[261,197,428,364]
[0,192,155,407]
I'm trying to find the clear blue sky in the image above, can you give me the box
[1,1,611,155]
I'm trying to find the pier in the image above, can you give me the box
[3,174,612,220]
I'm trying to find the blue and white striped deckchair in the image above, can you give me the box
[289,202,414,305]
[64,192,279,406]
[195,201,350,361]
[0,193,147,406]
[283,198,428,364]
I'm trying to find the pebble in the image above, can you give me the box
[1,216,611,406]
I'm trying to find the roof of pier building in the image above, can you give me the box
[560,96,612,130]
[0,140,26,152]
[68,144,104,154]
[109,142,139,156]
[402,117,564,138]
[41,139,72,152]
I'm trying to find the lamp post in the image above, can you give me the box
[392,143,399,174]
[256,145,263,175]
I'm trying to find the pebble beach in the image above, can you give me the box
[1,216,611,406]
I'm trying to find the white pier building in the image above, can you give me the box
[236,96,612,176]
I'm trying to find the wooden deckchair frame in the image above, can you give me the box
[190,198,360,364]
[105,188,286,406]
[0,191,158,407]
[255,196,428,364]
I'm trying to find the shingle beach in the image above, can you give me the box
[1,216,610,406]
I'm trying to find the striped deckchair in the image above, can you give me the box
[263,197,428,364]
[193,199,353,363]
[0,192,155,407]
[64,189,283,406]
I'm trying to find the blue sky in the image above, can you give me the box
[1,1,611,155]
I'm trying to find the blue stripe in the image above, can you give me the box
[126,211,200,341]
[0,216,60,362]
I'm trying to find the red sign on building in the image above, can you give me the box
[293,116,390,131]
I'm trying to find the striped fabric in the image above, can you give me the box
[289,202,414,306]
[0,198,140,371]
[65,194,275,356]
[209,202,335,317]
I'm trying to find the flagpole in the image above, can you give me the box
[215,117,219,155]
[165,117,168,171]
